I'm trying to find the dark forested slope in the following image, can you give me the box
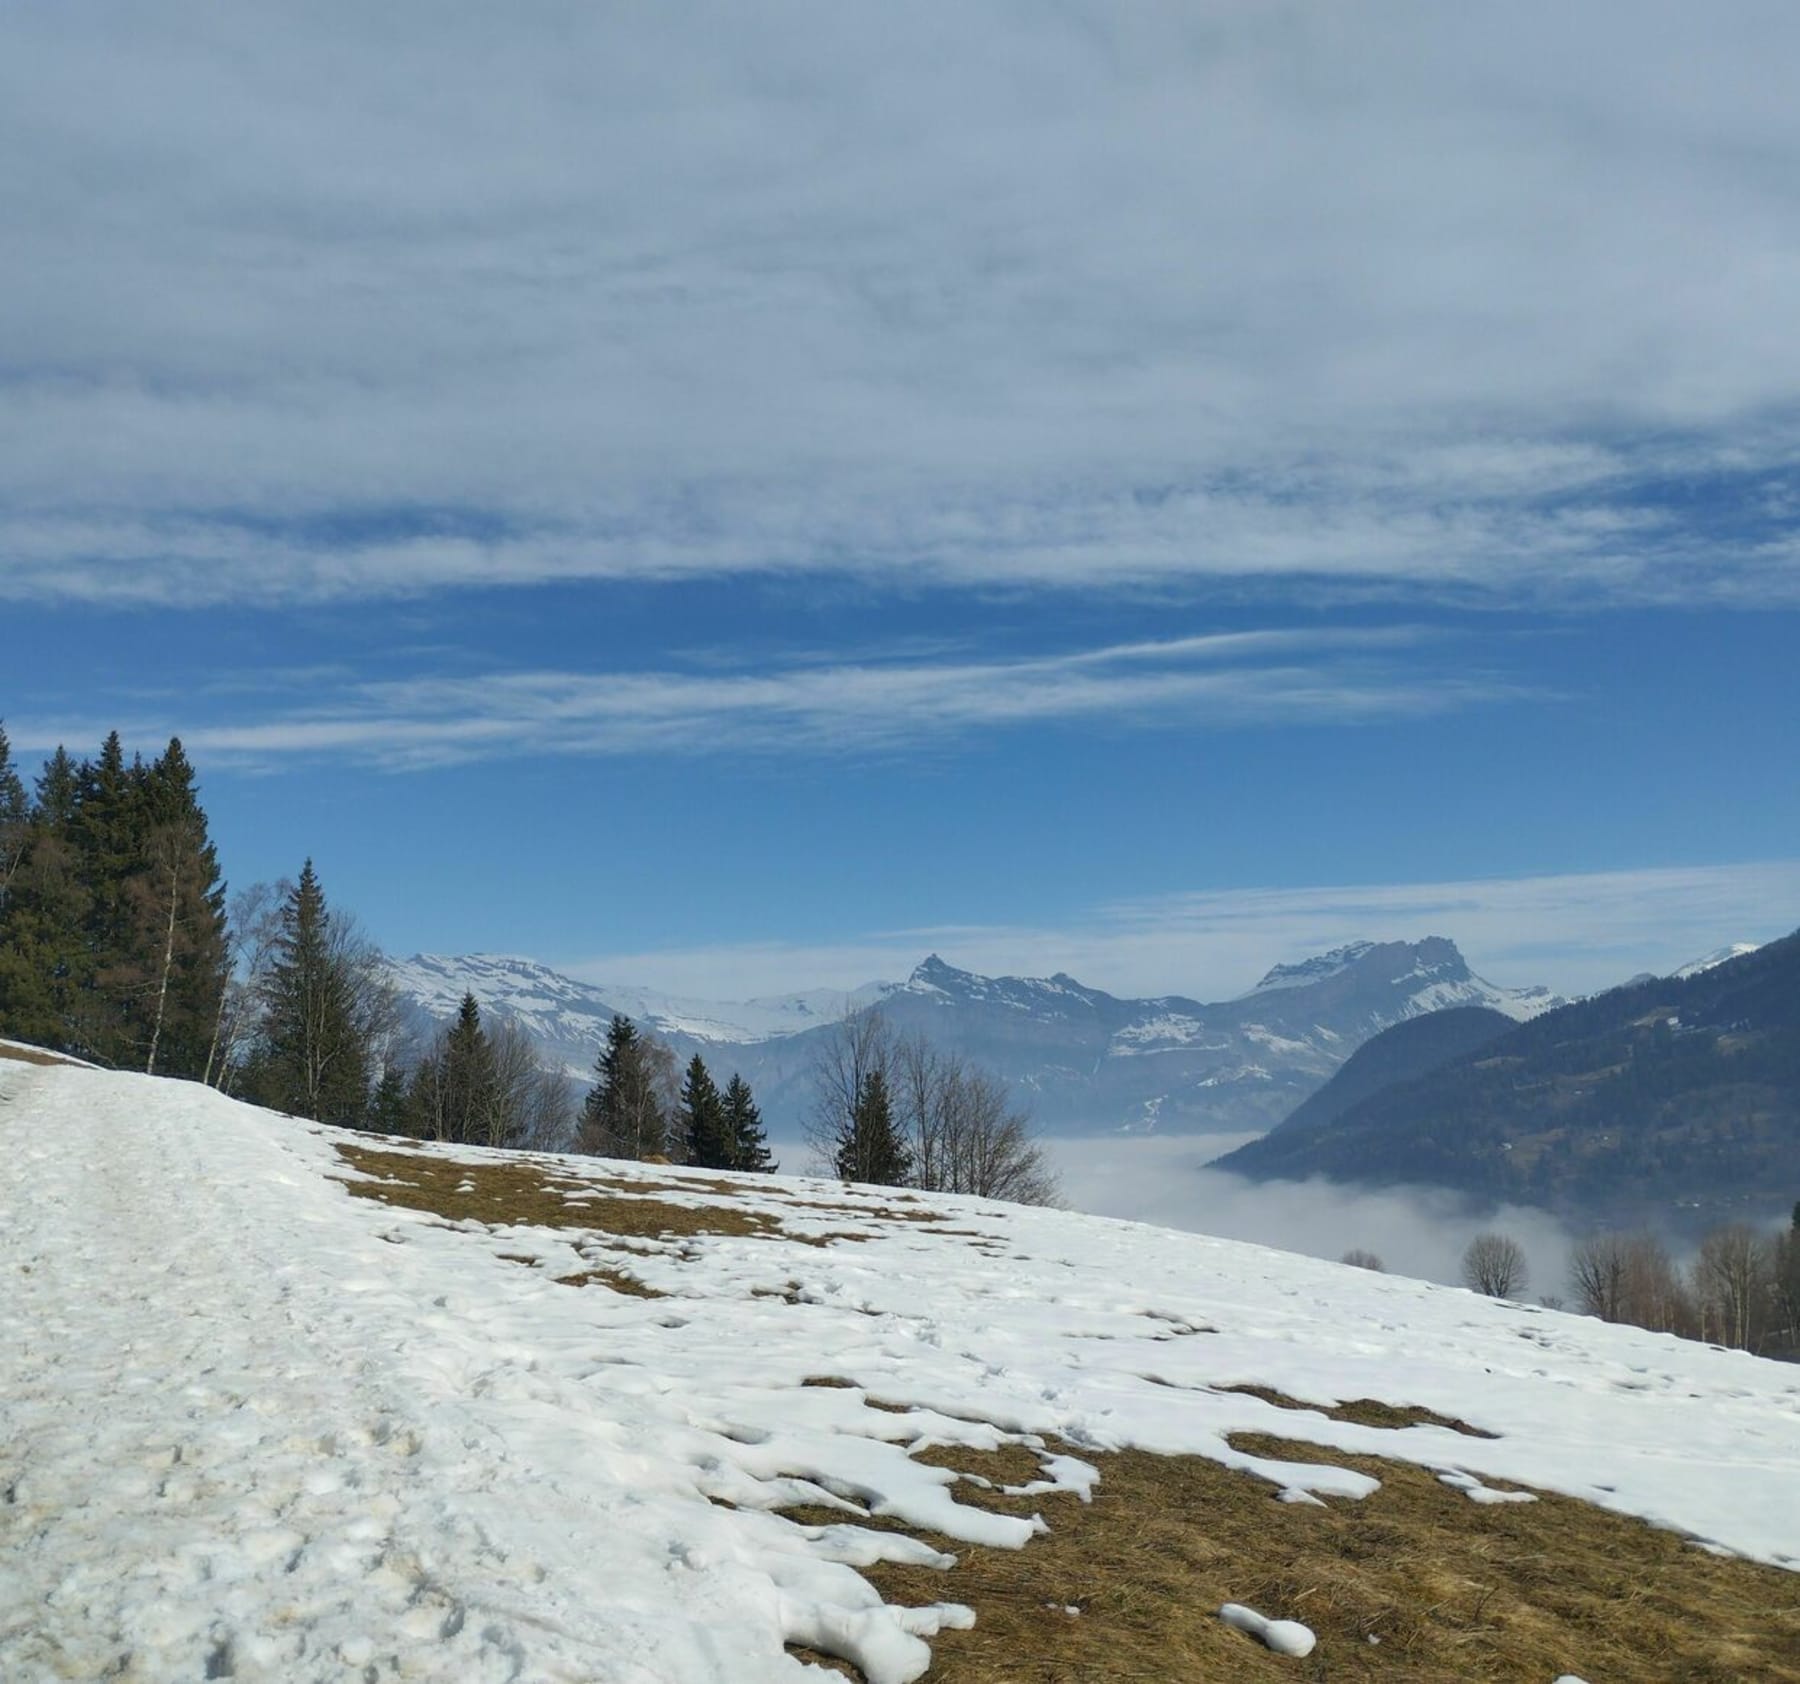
[1213,931,1800,1226]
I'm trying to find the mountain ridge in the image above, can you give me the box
[389,939,1562,1138]
[1213,928,1800,1228]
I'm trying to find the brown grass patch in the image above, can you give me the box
[0,1042,84,1067]
[553,1266,666,1298]
[334,1142,785,1240]
[780,1435,1800,1682]
[1215,1383,1499,1439]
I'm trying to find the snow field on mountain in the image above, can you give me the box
[4,1060,1799,1683]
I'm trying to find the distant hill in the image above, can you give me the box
[388,938,1561,1138]
[1213,929,1800,1229]
[1236,1005,1517,1151]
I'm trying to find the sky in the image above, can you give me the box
[5,1,1800,1005]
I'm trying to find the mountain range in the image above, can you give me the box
[388,938,1560,1139]
[1215,930,1798,1229]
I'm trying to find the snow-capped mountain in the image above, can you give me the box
[388,939,1562,1139]
[1672,942,1762,980]
[387,952,887,1073]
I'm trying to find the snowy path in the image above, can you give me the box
[5,1062,1800,1683]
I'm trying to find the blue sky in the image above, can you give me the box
[5,2,1799,1000]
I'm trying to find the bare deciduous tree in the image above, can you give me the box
[1462,1231,1530,1298]
[1691,1222,1776,1351]
[804,1007,895,1173]
[891,1030,1058,1205]
[1340,1249,1385,1272]
[1570,1231,1694,1333]
[206,881,287,1091]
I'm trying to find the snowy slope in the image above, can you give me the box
[1673,942,1762,979]
[4,1061,1797,1683]
[1240,938,1560,1021]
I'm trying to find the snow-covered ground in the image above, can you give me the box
[4,1061,1798,1683]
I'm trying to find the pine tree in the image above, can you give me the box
[442,992,499,1145]
[679,1054,732,1169]
[0,748,88,1051]
[0,722,28,915]
[67,732,143,1061]
[368,1064,415,1137]
[835,1068,911,1186]
[722,1073,775,1172]
[577,1014,668,1159]
[254,860,370,1125]
[118,739,229,1078]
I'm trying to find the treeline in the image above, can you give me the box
[1564,1212,1800,1357]
[573,1014,776,1172]
[0,725,227,1077]
[2,726,1054,1202]
[1445,1214,1800,1358]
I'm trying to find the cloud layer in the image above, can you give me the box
[5,3,1800,605]
[5,625,1529,769]
[561,859,1800,1001]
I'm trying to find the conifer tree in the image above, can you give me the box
[0,722,27,914]
[442,992,499,1145]
[577,1014,668,1159]
[835,1068,911,1186]
[253,860,370,1125]
[118,739,229,1078]
[368,1064,415,1137]
[0,748,87,1050]
[679,1054,732,1169]
[722,1073,775,1173]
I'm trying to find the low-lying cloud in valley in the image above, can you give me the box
[1043,1135,1579,1294]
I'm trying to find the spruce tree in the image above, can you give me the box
[0,748,88,1051]
[68,732,143,1061]
[120,739,229,1078]
[679,1054,732,1169]
[368,1064,415,1137]
[255,860,369,1125]
[442,992,499,1145]
[0,722,27,915]
[577,1014,667,1159]
[835,1068,911,1186]
[722,1073,776,1173]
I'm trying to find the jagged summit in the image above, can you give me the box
[388,939,1561,1138]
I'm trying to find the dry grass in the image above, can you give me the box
[333,1142,942,1251]
[331,1138,1799,1679]
[1213,1382,1499,1438]
[335,1142,787,1241]
[779,1433,1800,1683]
[0,1042,84,1068]
[552,1265,667,1298]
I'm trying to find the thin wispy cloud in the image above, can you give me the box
[561,861,1800,1002]
[4,4,1800,606]
[7,626,1533,770]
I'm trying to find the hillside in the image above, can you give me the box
[1215,930,1800,1227]
[390,939,1559,1138]
[5,1052,1798,1682]
[1244,1005,1518,1146]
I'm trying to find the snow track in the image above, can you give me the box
[4,1062,1799,1683]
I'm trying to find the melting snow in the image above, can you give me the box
[4,1061,1798,1683]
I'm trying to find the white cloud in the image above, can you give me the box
[3,4,1800,605]
[559,860,1800,1001]
[3,625,1529,769]
[1041,1136,1579,1292]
